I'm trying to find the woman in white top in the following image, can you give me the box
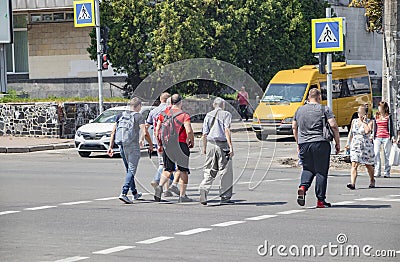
[345,105,375,189]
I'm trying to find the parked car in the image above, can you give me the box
[74,106,155,157]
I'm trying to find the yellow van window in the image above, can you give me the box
[262,83,307,103]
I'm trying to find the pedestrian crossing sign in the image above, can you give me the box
[312,18,344,53]
[74,0,95,27]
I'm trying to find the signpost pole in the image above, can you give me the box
[94,0,103,114]
[326,7,333,110]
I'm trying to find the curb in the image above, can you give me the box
[0,143,75,153]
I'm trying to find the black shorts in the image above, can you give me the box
[163,142,190,173]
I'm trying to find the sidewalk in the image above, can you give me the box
[0,121,252,153]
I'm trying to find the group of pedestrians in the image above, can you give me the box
[108,93,235,205]
[293,88,397,208]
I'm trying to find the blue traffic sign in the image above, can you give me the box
[312,18,343,53]
[74,0,95,27]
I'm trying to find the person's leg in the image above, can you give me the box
[382,138,392,177]
[199,143,218,202]
[366,164,375,187]
[313,142,331,202]
[374,138,382,177]
[350,162,358,187]
[219,145,233,200]
[120,145,133,195]
[299,143,315,190]
[152,151,164,186]
[127,150,141,196]
[179,171,189,197]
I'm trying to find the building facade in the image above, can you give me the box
[8,0,124,98]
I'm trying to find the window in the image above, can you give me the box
[29,11,75,23]
[320,81,327,100]
[6,15,29,74]
[352,76,371,95]
[262,83,307,103]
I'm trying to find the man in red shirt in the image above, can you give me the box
[237,86,249,121]
[155,94,195,202]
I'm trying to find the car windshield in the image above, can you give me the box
[262,83,307,103]
[92,110,123,123]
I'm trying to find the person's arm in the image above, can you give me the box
[225,127,234,157]
[292,120,298,144]
[140,123,153,152]
[328,118,340,154]
[202,135,207,154]
[362,116,372,134]
[345,119,354,149]
[184,121,195,148]
[107,123,117,157]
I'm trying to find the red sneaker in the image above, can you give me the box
[317,200,332,208]
[297,186,306,206]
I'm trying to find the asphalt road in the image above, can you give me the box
[1,131,399,262]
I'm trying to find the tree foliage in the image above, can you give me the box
[88,0,328,97]
[349,0,383,32]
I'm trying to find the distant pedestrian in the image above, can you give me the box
[345,105,375,190]
[373,101,396,178]
[237,86,249,121]
[108,98,153,204]
[292,88,340,208]
[199,97,234,205]
[155,94,195,203]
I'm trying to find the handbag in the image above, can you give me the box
[389,143,400,166]
[321,105,334,141]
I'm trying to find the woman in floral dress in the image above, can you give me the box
[345,105,375,189]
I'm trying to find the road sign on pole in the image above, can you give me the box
[74,0,95,28]
[312,17,344,53]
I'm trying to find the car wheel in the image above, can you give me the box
[256,133,268,141]
[78,151,91,157]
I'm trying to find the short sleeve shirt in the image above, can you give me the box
[202,108,232,141]
[158,108,191,143]
[294,103,335,144]
[146,103,167,144]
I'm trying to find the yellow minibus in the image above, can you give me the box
[252,62,372,140]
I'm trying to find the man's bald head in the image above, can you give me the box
[160,92,170,103]
[308,88,321,102]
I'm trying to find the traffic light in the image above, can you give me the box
[102,54,109,70]
[318,52,327,74]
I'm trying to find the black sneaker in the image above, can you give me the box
[179,195,193,203]
[199,189,207,205]
[154,186,162,202]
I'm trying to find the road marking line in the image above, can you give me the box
[211,221,246,227]
[275,178,295,181]
[333,201,355,205]
[94,197,118,201]
[92,246,135,255]
[136,236,174,244]
[59,201,92,206]
[0,210,21,216]
[245,215,277,221]
[24,206,57,211]
[276,210,305,215]
[54,256,89,262]
[175,228,212,236]
[389,195,400,197]
[354,197,377,201]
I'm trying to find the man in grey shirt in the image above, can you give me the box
[292,88,340,208]
[199,97,234,205]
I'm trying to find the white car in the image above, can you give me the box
[74,106,155,157]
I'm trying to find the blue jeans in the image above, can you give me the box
[120,144,141,195]
[374,138,392,176]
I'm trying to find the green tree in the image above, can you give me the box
[88,0,328,97]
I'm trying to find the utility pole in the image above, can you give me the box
[326,8,333,110]
[95,0,104,114]
[382,0,400,136]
